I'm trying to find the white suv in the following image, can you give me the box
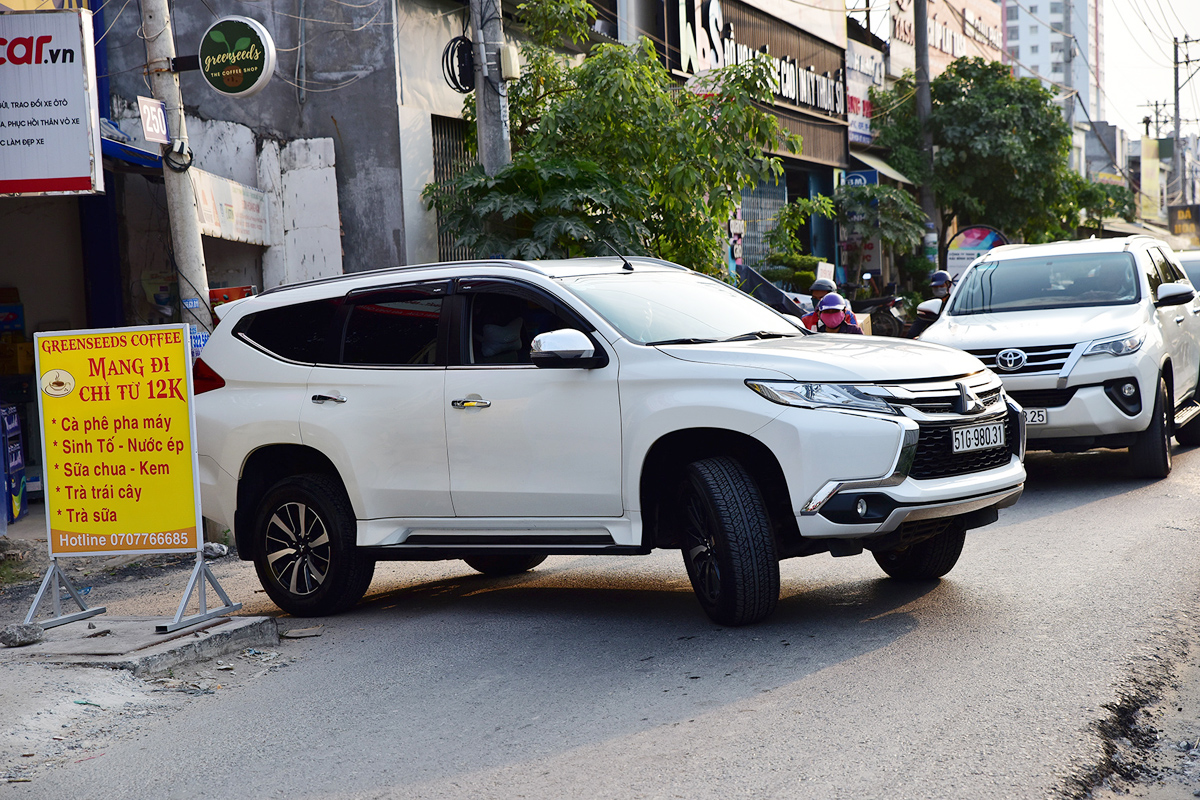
[195,257,1026,626]
[920,236,1200,477]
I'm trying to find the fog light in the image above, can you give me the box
[1121,382,1136,397]
[855,498,869,518]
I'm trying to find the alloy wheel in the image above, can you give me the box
[683,488,722,604]
[265,501,332,596]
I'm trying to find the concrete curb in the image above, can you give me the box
[0,616,279,677]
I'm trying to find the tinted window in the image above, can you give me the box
[465,290,579,365]
[1153,249,1187,283]
[949,252,1139,315]
[240,299,339,362]
[1145,251,1165,296]
[342,289,444,366]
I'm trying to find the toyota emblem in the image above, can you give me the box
[996,348,1027,371]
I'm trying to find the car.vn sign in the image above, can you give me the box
[198,16,276,98]
[0,9,102,195]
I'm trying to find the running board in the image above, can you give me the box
[1175,399,1200,428]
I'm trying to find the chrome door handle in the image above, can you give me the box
[1176,316,1186,324]
[311,394,347,404]
[451,398,491,409]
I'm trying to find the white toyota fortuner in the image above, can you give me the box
[195,257,1026,625]
[921,236,1200,477]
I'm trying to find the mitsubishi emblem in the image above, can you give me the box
[954,382,986,415]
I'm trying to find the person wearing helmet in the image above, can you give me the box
[801,278,859,331]
[905,270,953,339]
[814,292,863,334]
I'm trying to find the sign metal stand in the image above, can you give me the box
[24,559,106,629]
[158,552,241,633]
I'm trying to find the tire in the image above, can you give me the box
[252,473,374,616]
[1128,377,1172,478]
[678,456,779,626]
[873,526,966,581]
[870,308,904,338]
[463,554,547,576]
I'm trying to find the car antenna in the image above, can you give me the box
[602,240,635,271]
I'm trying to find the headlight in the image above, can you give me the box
[745,380,895,414]
[1084,331,1145,357]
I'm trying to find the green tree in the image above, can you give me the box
[1074,178,1136,235]
[833,183,926,284]
[425,2,800,275]
[871,57,1073,255]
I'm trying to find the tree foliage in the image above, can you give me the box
[871,57,1074,247]
[833,184,926,281]
[425,5,800,276]
[762,196,835,260]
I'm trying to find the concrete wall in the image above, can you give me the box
[260,138,344,287]
[107,0,404,272]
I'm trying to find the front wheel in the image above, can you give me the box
[1128,377,1172,478]
[679,456,779,626]
[252,473,374,616]
[873,526,966,581]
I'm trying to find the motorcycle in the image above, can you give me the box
[844,273,905,338]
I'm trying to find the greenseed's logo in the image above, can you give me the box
[198,17,276,98]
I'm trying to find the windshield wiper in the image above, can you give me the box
[721,331,797,342]
[646,337,719,346]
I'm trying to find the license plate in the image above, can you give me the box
[1023,408,1047,425]
[952,422,1007,453]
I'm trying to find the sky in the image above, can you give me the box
[1103,0,1200,140]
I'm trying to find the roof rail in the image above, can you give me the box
[257,259,549,297]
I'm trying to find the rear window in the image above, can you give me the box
[238,299,340,362]
[950,252,1140,316]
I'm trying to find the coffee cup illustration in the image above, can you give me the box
[40,370,75,397]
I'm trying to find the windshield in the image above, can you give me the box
[559,271,801,345]
[950,252,1140,316]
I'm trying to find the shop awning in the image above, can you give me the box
[101,137,162,170]
[850,151,913,185]
[1101,217,1190,250]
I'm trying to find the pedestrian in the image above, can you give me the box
[813,292,863,334]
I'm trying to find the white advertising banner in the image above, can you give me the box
[190,168,271,246]
[0,9,102,195]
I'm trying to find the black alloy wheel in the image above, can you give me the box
[253,474,374,616]
[679,456,779,626]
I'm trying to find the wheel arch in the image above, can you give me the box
[638,427,797,551]
[234,444,350,560]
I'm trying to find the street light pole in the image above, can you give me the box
[139,0,212,333]
[914,0,938,265]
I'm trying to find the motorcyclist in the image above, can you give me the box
[801,278,859,331]
[813,292,863,335]
[905,270,952,339]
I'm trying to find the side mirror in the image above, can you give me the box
[1156,282,1195,307]
[531,329,607,369]
[916,298,943,320]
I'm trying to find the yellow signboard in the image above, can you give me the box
[36,325,201,557]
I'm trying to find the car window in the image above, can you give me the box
[462,288,581,366]
[1143,250,1165,297]
[341,287,445,366]
[949,252,1139,315]
[1153,248,1187,283]
[238,298,340,362]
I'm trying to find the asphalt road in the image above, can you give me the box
[8,446,1200,799]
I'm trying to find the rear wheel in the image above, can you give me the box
[1129,377,1172,478]
[252,474,374,616]
[463,554,547,576]
[873,527,966,581]
[679,456,779,626]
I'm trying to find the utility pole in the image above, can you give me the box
[468,0,512,175]
[1138,101,1171,138]
[913,0,938,265]
[1175,38,1182,205]
[139,0,212,333]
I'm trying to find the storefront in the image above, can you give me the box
[665,0,849,269]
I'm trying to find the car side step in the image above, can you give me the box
[1175,400,1200,429]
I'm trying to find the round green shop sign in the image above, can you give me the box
[198,16,276,98]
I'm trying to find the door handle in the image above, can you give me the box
[451,398,491,409]
[1176,316,1186,324]
[311,394,347,404]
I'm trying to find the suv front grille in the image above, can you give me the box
[1007,387,1078,408]
[910,413,1017,479]
[877,372,1006,415]
[967,344,1075,376]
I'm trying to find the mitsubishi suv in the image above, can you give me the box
[920,236,1200,478]
[194,257,1026,626]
